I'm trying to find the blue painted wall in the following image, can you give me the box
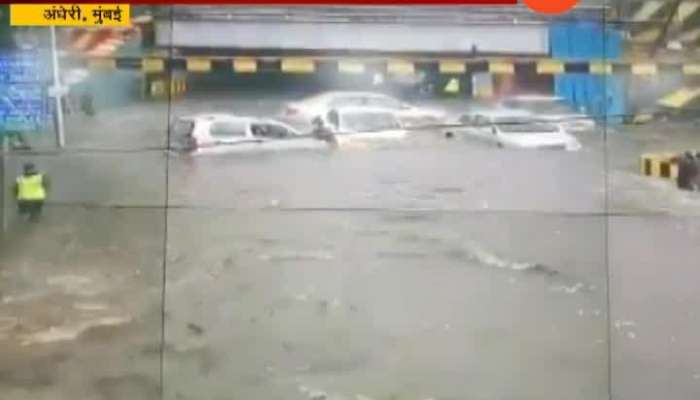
[550,22,625,123]
[550,22,622,60]
[554,74,625,123]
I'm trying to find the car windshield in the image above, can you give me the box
[504,99,574,115]
[494,117,560,133]
[340,112,401,132]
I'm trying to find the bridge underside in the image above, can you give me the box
[156,20,549,56]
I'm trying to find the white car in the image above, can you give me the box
[320,107,408,146]
[445,109,582,151]
[498,95,596,132]
[281,91,446,132]
[170,113,331,154]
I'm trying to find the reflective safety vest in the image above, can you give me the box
[17,174,46,201]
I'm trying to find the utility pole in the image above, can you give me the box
[50,26,65,148]
[1,135,7,233]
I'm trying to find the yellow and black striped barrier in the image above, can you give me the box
[640,153,679,180]
[84,56,700,78]
[147,76,187,99]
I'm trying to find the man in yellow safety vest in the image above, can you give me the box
[14,162,49,221]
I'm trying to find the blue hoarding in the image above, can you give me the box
[0,50,46,133]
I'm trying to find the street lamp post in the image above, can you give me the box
[50,26,65,148]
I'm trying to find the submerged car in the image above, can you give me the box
[445,109,582,151]
[281,91,446,132]
[170,113,331,154]
[498,95,596,132]
[319,107,408,146]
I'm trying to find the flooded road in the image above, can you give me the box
[1,95,699,399]
[164,210,609,400]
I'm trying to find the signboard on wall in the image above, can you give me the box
[0,50,46,133]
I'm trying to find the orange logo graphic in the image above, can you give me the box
[524,0,580,15]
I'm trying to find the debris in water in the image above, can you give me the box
[592,309,602,317]
[222,257,235,268]
[331,298,342,308]
[187,323,204,336]
[626,331,637,340]
[444,323,451,331]
[282,341,294,352]
[577,309,585,317]
[318,300,329,315]
[298,385,310,394]
[693,373,700,381]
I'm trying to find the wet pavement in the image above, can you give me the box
[1,94,700,399]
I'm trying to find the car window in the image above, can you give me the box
[251,123,290,138]
[459,114,474,124]
[339,111,401,132]
[327,110,340,128]
[473,115,489,126]
[209,120,247,137]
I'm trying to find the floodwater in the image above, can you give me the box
[1,95,699,400]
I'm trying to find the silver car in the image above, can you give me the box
[445,109,582,151]
[281,91,447,132]
[170,113,331,155]
[498,95,596,132]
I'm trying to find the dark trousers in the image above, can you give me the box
[18,200,44,221]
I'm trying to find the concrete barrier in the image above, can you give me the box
[146,76,187,100]
[640,153,679,179]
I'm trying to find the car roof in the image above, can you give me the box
[178,113,241,122]
[180,114,295,127]
[332,106,400,115]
